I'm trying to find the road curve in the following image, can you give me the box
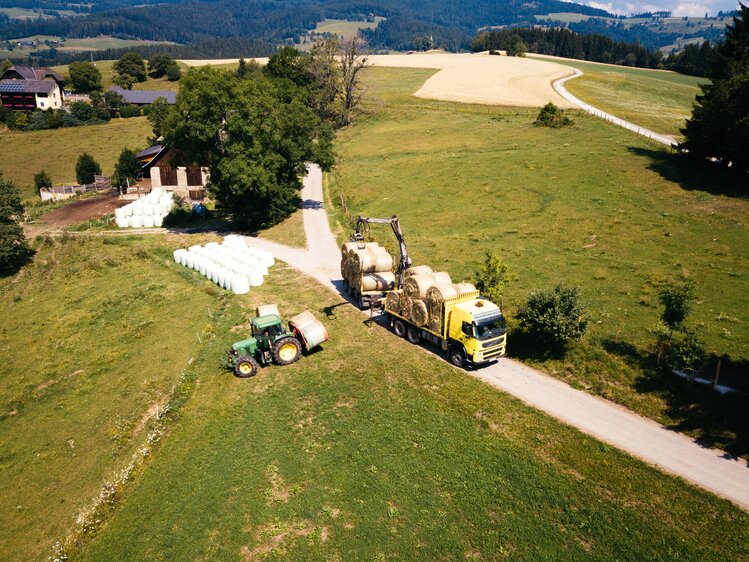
[245,164,749,512]
[553,70,678,147]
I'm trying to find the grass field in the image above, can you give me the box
[536,12,731,35]
[1,36,174,59]
[0,234,225,560]
[313,17,385,38]
[329,67,749,455]
[528,55,706,137]
[258,209,307,248]
[0,7,55,19]
[0,117,152,200]
[66,257,749,560]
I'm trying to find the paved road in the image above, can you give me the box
[552,70,678,147]
[244,164,749,512]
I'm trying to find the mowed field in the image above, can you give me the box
[0,234,226,560]
[3,240,737,560]
[530,55,707,137]
[331,67,749,454]
[0,117,152,200]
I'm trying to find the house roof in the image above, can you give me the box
[1,65,65,83]
[108,86,177,105]
[0,79,58,94]
[136,144,164,161]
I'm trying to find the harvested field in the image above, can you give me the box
[179,53,575,108]
[367,53,576,108]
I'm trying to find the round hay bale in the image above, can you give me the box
[404,274,436,299]
[342,242,359,258]
[340,258,347,277]
[433,271,452,285]
[385,291,402,314]
[426,283,458,305]
[404,265,433,278]
[373,252,394,273]
[358,249,378,273]
[427,315,441,333]
[361,272,396,292]
[400,293,412,321]
[369,245,388,254]
[411,299,429,327]
[455,282,477,294]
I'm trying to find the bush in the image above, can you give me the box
[658,279,696,332]
[535,102,573,128]
[473,250,516,306]
[34,170,52,193]
[76,152,102,184]
[163,193,193,226]
[517,283,589,350]
[69,100,95,122]
[653,323,706,374]
[0,174,34,276]
[119,104,142,118]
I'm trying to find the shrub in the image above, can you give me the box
[473,250,516,306]
[114,148,141,185]
[0,174,34,276]
[163,194,193,226]
[70,100,95,122]
[658,279,696,332]
[535,102,573,128]
[76,152,102,184]
[653,323,706,374]
[517,283,589,349]
[120,104,142,118]
[34,170,52,193]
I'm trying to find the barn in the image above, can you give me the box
[137,145,208,202]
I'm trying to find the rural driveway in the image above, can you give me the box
[246,164,749,512]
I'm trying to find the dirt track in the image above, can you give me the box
[245,165,749,512]
[25,194,127,238]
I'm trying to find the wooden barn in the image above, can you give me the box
[137,145,208,202]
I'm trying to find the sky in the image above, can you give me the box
[580,0,742,16]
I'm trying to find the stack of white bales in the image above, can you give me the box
[385,265,477,332]
[340,241,396,293]
[172,235,274,295]
[114,188,174,228]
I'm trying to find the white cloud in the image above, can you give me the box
[672,2,711,15]
[588,1,622,13]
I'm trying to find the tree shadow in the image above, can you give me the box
[507,329,568,361]
[627,146,748,198]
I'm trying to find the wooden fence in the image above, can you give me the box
[39,175,112,201]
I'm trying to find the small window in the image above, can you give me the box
[462,322,473,337]
[39,101,45,107]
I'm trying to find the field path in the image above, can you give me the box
[553,69,677,146]
[245,164,749,513]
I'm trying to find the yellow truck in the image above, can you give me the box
[386,288,507,368]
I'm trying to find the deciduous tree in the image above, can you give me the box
[0,174,33,276]
[68,61,102,93]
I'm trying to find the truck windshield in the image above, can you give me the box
[475,315,506,340]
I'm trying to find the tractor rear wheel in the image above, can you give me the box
[234,355,259,378]
[273,337,302,365]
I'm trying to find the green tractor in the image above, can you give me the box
[226,307,329,378]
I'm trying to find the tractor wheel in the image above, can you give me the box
[234,355,259,378]
[406,326,420,344]
[392,318,407,338]
[273,337,302,365]
[448,346,467,369]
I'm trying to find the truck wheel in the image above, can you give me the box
[392,318,407,338]
[448,346,467,369]
[406,326,420,344]
[234,355,259,378]
[273,337,302,365]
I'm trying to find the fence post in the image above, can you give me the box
[713,359,722,387]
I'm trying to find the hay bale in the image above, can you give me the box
[404,265,433,278]
[410,299,429,327]
[425,284,457,334]
[385,291,402,314]
[404,274,436,299]
[400,293,413,321]
[427,315,441,333]
[455,282,477,294]
[256,304,279,317]
[361,272,396,292]
[433,271,452,284]
[354,249,393,273]
[341,242,359,258]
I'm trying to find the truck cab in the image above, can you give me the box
[447,298,506,367]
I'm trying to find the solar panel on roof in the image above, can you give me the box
[0,82,26,93]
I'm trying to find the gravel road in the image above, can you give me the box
[246,164,749,512]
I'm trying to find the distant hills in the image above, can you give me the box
[0,0,732,57]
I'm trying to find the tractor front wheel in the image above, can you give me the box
[273,337,302,366]
[234,355,259,378]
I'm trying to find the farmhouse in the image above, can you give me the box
[107,86,177,106]
[137,145,208,202]
[0,65,65,111]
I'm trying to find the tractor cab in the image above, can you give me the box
[251,314,287,350]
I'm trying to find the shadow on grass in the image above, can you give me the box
[506,328,568,361]
[627,147,748,198]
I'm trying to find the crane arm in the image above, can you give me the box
[352,215,412,284]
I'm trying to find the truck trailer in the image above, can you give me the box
[386,288,507,368]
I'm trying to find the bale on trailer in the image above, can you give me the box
[425,283,458,332]
[404,274,435,299]
[455,282,477,294]
[404,265,433,278]
[410,299,429,327]
[385,291,402,315]
[361,271,396,292]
